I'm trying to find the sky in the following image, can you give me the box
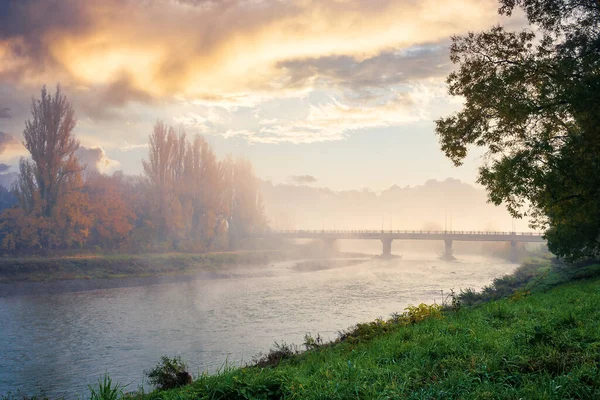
[0,0,524,191]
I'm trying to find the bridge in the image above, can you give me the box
[262,230,545,261]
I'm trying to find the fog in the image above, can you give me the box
[261,177,531,232]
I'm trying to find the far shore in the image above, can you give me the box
[0,251,279,284]
[0,251,374,297]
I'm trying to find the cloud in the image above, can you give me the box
[0,0,501,100]
[276,43,452,93]
[0,0,516,144]
[0,172,17,188]
[290,175,318,184]
[0,163,10,173]
[198,89,430,144]
[0,131,23,155]
[76,146,120,173]
[119,142,148,152]
[75,74,155,120]
[0,107,10,118]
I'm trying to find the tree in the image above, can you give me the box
[141,121,267,251]
[20,85,81,217]
[12,85,89,252]
[84,172,135,249]
[222,157,267,249]
[142,121,181,244]
[435,0,600,261]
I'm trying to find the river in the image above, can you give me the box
[0,252,517,398]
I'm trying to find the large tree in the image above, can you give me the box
[10,85,90,251]
[142,121,266,251]
[18,85,82,217]
[436,0,600,261]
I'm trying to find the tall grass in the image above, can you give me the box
[88,375,126,400]
[135,266,600,399]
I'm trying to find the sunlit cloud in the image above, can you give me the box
[0,131,26,159]
[76,146,121,174]
[0,0,515,146]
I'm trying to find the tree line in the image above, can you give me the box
[0,86,267,254]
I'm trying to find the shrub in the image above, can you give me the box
[404,303,443,324]
[253,341,299,368]
[303,333,323,351]
[145,356,193,391]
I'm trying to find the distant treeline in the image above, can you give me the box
[0,86,266,255]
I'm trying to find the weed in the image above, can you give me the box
[145,356,192,391]
[404,303,443,324]
[302,333,323,351]
[88,374,125,400]
[253,341,299,368]
[441,289,462,311]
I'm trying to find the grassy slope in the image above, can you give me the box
[0,251,280,283]
[143,273,600,400]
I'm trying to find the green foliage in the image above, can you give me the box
[435,0,600,261]
[338,305,443,345]
[88,374,125,400]
[145,356,193,391]
[253,342,300,368]
[302,333,323,351]
[404,303,443,324]
[458,258,600,306]
[135,275,600,400]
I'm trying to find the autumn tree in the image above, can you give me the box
[142,121,266,251]
[222,157,267,249]
[6,85,91,252]
[142,121,181,244]
[435,0,600,261]
[19,85,82,218]
[84,172,135,249]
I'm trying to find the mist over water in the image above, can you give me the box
[0,253,517,398]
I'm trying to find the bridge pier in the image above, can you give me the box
[441,239,456,261]
[510,240,518,263]
[323,238,337,254]
[381,238,393,257]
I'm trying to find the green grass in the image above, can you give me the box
[0,251,282,283]
[130,265,600,400]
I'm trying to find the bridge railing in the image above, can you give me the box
[267,230,544,236]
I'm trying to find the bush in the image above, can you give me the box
[253,341,299,368]
[145,356,193,391]
[404,303,443,324]
[302,333,323,351]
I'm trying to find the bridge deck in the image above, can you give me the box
[265,230,545,242]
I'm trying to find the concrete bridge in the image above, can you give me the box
[263,230,545,261]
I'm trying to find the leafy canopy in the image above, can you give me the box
[436,0,600,261]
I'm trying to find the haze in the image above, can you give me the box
[1,0,525,196]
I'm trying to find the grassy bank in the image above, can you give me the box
[0,251,284,283]
[4,258,600,399]
[122,259,600,400]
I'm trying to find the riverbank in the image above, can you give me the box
[126,258,600,399]
[0,251,378,297]
[0,251,283,284]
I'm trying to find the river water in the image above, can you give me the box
[0,252,516,398]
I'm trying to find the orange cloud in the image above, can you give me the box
[1,0,503,101]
